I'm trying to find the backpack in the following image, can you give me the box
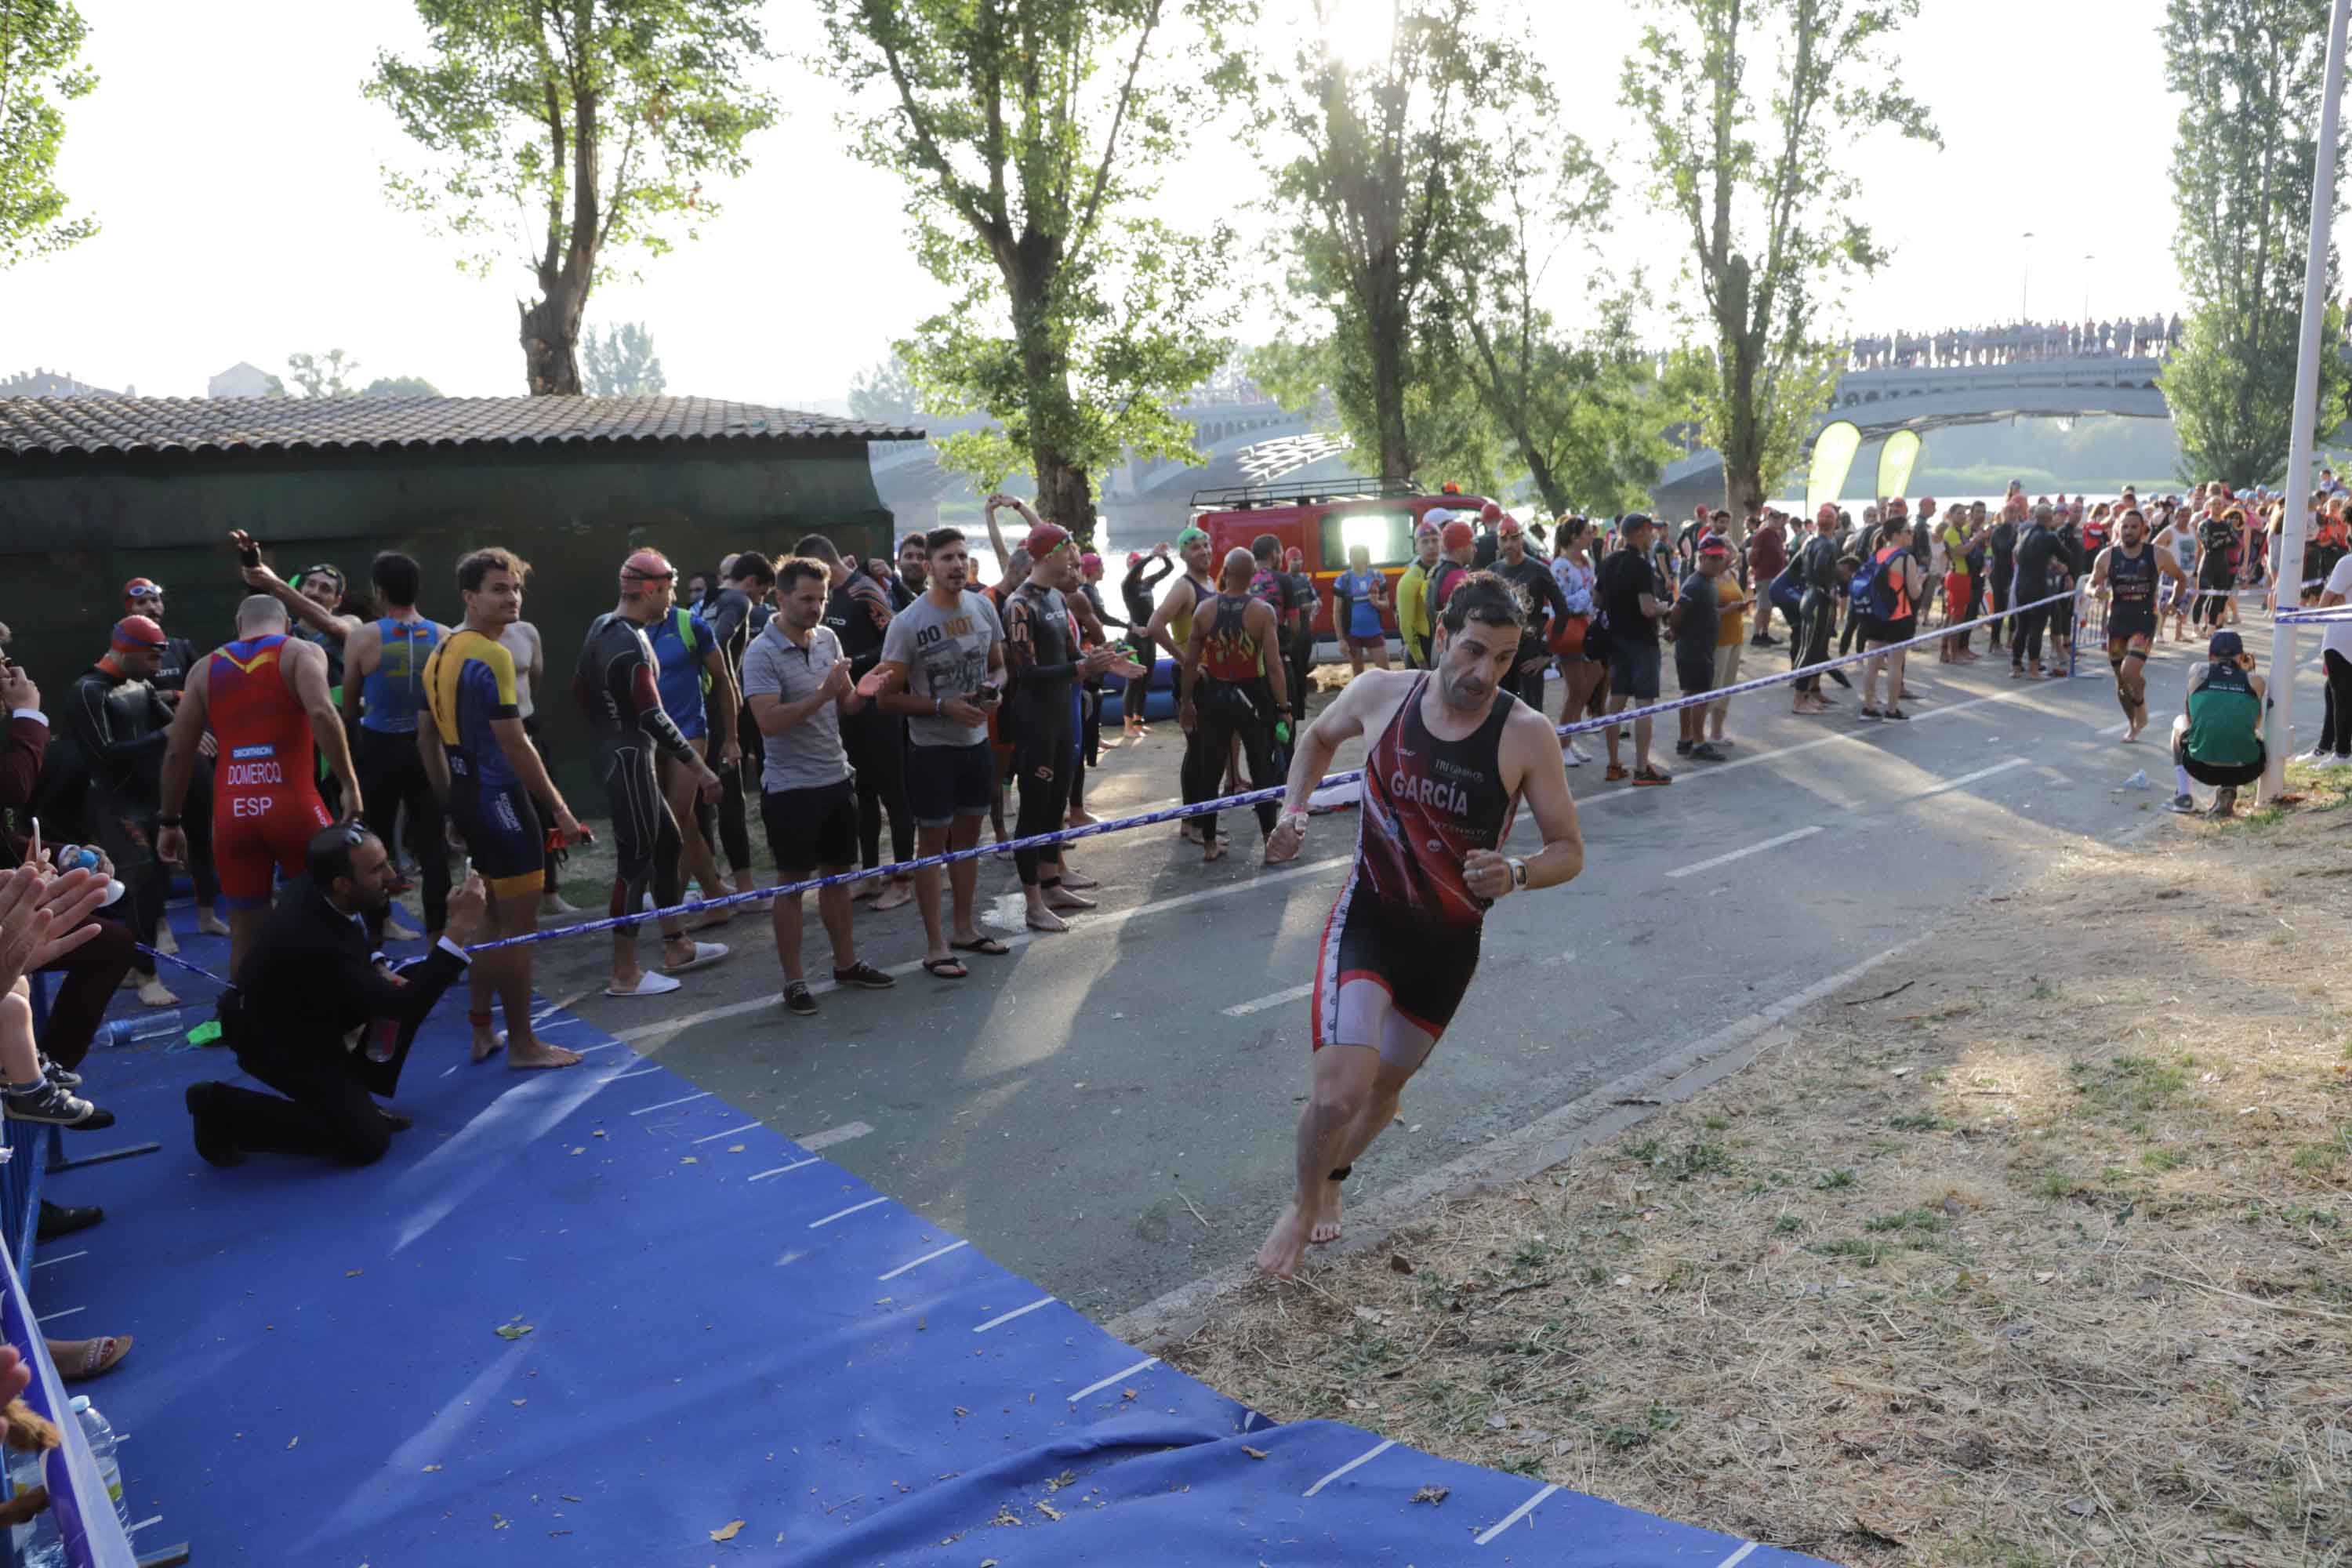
[1847,550,1881,617]
[671,608,712,697]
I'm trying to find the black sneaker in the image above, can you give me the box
[186,1083,244,1167]
[1675,739,1694,756]
[6,1080,113,1130]
[35,1201,102,1242]
[831,961,896,991]
[1690,742,1727,761]
[783,982,819,1017]
[41,1057,80,1089]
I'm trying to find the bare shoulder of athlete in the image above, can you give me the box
[1330,665,1417,731]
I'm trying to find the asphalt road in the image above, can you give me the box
[517,611,2333,1322]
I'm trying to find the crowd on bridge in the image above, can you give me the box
[1845,314,2180,370]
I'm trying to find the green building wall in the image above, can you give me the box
[0,439,898,797]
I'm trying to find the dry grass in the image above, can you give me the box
[1167,764,2352,1566]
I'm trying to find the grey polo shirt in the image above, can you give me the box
[739,619,852,793]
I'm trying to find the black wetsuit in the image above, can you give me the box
[698,586,758,878]
[1120,557,1173,674]
[1795,534,1839,695]
[151,630,221,909]
[1491,554,1570,713]
[572,613,699,919]
[1004,583,1080,888]
[68,665,174,956]
[2009,524,2063,669]
[825,575,911,877]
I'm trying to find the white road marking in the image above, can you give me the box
[605,1065,661,1082]
[35,1307,82,1324]
[630,1091,710,1116]
[972,1295,1057,1333]
[808,1196,888,1229]
[1222,982,1314,1018]
[1475,1482,1561,1545]
[1302,1436,1394,1497]
[126,1515,163,1536]
[877,1238,969,1281]
[29,1250,85,1271]
[612,855,1353,1044]
[1066,1356,1160,1404]
[748,1159,819,1182]
[1909,757,2031,798]
[1714,1544,1761,1568]
[1665,826,1821,880]
[691,1121,762,1145]
[795,1121,873,1152]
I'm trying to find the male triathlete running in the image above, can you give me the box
[574,549,728,998]
[1180,547,1290,862]
[420,548,586,1069]
[2089,507,2190,742]
[339,552,451,942]
[1254,573,1586,1279]
[155,595,358,976]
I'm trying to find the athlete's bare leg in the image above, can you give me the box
[1309,1079,1404,1244]
[475,891,582,1069]
[1258,1043,1381,1279]
[659,742,732,927]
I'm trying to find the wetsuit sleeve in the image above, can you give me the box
[1004,593,1080,687]
[704,590,750,651]
[71,676,166,768]
[1140,558,1174,593]
[1089,584,1125,628]
[605,625,698,765]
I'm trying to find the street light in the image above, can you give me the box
[2022,230,2034,322]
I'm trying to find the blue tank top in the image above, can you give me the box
[647,608,713,740]
[359,617,440,734]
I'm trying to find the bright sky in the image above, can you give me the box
[2,0,2183,406]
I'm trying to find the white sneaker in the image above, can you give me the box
[1559,746,1584,767]
[604,971,682,997]
[2315,753,2351,769]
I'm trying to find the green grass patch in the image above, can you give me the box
[2141,1148,2183,1171]
[1813,1167,1857,1190]
[1888,1112,1953,1132]
[1863,1207,1948,1235]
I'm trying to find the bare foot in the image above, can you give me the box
[136,978,180,1008]
[1309,1179,1344,1245]
[1254,1205,1311,1279]
[196,911,231,938]
[1203,837,1227,862]
[1024,906,1069,934]
[470,1029,502,1065]
[506,1038,583,1071]
[1056,867,1098,890]
[1066,809,1098,828]
[1043,887,1096,911]
[872,880,913,912]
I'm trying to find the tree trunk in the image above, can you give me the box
[519,287,587,396]
[1526,446,1568,518]
[1008,252,1099,546]
[1034,451,1097,546]
[1715,253,1764,524]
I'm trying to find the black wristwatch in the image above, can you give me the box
[156,815,183,828]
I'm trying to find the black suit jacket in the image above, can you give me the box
[230,877,468,1094]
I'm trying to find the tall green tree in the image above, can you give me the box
[581,321,666,396]
[848,352,918,425]
[287,349,361,399]
[0,0,99,267]
[1428,126,1689,517]
[2159,0,2347,487]
[1262,0,1537,484]
[366,0,778,395]
[1621,0,1937,517]
[362,375,444,397]
[818,0,1248,543]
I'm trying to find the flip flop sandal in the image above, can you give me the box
[56,1334,131,1381]
[605,972,682,997]
[949,936,1011,956]
[920,956,968,980]
[661,940,729,975]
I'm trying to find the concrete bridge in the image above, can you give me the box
[1653,353,2172,514]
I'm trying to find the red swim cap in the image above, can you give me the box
[619,548,676,591]
[1022,521,1072,560]
[1479,501,1503,523]
[1441,521,1476,552]
[1285,546,1305,568]
[1080,552,1102,573]
[1126,550,1143,568]
[111,615,166,653]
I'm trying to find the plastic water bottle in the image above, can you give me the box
[7,1443,63,1566]
[69,1396,128,1530]
[105,1007,196,1048]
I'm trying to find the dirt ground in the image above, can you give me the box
[1165,762,2352,1566]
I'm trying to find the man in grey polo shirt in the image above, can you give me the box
[741,557,895,1018]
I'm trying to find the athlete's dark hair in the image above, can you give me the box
[456,547,530,593]
[793,533,843,567]
[1438,571,1526,636]
[307,820,378,891]
[727,550,776,588]
[371,550,422,608]
[924,526,967,558]
[776,557,828,596]
[1250,532,1280,563]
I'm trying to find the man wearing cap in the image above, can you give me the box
[1396,516,1444,669]
[1472,500,1506,571]
[67,617,180,1006]
[1425,518,1479,636]
[1489,514,1570,713]
[125,577,230,943]
[1595,515,1671,785]
[2168,630,2267,817]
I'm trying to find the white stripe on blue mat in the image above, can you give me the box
[750,1159,819,1182]
[30,1250,85,1271]
[1067,1356,1160,1404]
[630,1091,710,1116]
[35,1307,82,1324]
[1474,1483,1560,1545]
[605,1065,659,1081]
[691,1121,762,1145]
[125,1515,162,1536]
[572,1039,626,1053]
[1714,1544,1760,1568]
[877,1239,968,1280]
[793,1120,873,1152]
[1665,825,1820,880]
[1302,1436,1393,1497]
[972,1295,1056,1333]
[808,1196,887,1229]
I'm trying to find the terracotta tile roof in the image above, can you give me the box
[0,395,924,458]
